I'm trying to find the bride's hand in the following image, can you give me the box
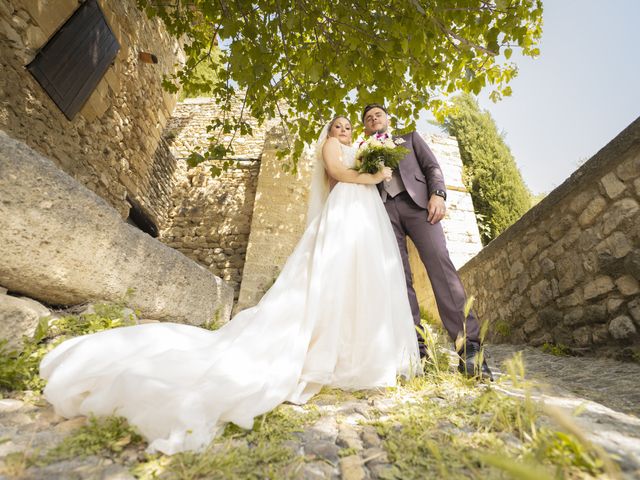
[373,166,393,183]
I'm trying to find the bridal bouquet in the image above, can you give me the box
[354,135,409,174]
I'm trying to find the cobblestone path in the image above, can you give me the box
[1,344,639,479]
[488,344,640,417]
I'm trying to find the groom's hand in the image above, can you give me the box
[427,195,446,224]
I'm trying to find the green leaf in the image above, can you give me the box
[153,0,542,169]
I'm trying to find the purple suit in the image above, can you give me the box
[379,131,481,352]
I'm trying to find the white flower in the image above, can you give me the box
[394,138,406,145]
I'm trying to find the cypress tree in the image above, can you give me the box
[441,94,531,244]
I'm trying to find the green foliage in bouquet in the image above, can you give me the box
[354,139,409,174]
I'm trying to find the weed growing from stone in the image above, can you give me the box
[201,308,223,331]
[541,342,572,357]
[494,321,512,338]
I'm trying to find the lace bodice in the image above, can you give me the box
[340,144,358,168]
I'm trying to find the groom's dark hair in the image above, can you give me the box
[361,103,388,122]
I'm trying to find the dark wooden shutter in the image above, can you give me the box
[27,0,120,120]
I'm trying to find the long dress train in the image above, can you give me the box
[40,144,420,454]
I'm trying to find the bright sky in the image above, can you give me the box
[419,0,640,195]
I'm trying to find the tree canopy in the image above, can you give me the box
[139,0,543,169]
[441,93,531,244]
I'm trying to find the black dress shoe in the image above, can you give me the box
[457,341,494,381]
[418,341,428,359]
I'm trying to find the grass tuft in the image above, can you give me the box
[133,404,320,479]
[43,416,144,463]
[541,342,572,357]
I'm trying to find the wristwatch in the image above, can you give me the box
[433,189,447,201]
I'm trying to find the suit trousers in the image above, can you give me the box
[384,191,481,349]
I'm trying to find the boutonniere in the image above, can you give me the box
[393,137,406,145]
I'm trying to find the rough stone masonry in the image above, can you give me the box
[458,116,640,357]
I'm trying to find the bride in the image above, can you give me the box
[40,117,420,455]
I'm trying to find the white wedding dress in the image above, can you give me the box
[40,143,420,455]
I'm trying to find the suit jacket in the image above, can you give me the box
[377,131,446,210]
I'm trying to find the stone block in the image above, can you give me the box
[596,232,633,260]
[615,151,640,181]
[539,257,555,275]
[578,196,607,227]
[628,298,640,324]
[22,0,78,38]
[529,279,553,308]
[103,67,122,95]
[552,326,574,345]
[583,304,608,324]
[602,198,639,236]
[563,307,584,326]
[569,191,592,214]
[597,251,626,278]
[561,226,582,248]
[549,215,574,241]
[616,275,640,296]
[583,276,615,300]
[0,17,22,45]
[517,271,531,294]
[339,455,365,480]
[572,326,592,347]
[592,325,609,344]
[539,306,563,327]
[607,297,625,314]
[624,249,640,279]
[0,295,51,349]
[0,131,233,326]
[24,24,46,50]
[529,331,553,347]
[538,235,552,251]
[0,1,13,19]
[600,172,626,199]
[556,288,583,308]
[578,227,600,252]
[509,260,524,280]
[337,424,363,451]
[608,315,637,340]
[529,259,541,281]
[523,316,542,334]
[557,255,585,293]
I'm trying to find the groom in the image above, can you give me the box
[361,103,493,380]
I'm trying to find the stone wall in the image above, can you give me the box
[0,0,183,226]
[459,117,640,357]
[160,98,279,299]
[235,130,313,312]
